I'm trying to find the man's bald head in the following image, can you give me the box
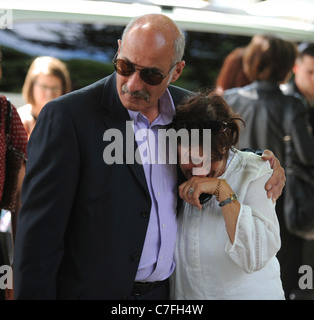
[121,14,185,64]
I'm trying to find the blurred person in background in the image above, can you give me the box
[0,48,28,300]
[281,42,314,300]
[215,47,251,95]
[281,43,314,133]
[18,56,71,138]
[224,34,314,299]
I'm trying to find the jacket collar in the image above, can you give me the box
[251,80,282,93]
[100,73,130,123]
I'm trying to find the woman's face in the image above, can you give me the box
[33,73,63,109]
[178,144,226,179]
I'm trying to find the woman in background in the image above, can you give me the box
[18,56,71,138]
[215,47,251,94]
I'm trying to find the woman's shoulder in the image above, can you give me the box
[0,95,7,103]
[17,104,33,121]
[0,95,12,108]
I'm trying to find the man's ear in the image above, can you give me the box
[117,39,122,54]
[170,60,185,84]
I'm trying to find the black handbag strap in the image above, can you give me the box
[5,98,12,136]
[282,96,293,138]
[3,98,27,162]
[282,99,293,167]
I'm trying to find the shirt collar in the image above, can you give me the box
[127,88,176,126]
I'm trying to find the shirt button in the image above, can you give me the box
[157,192,160,196]
[162,224,166,228]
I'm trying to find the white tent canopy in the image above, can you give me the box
[1,0,314,42]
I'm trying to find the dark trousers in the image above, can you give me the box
[276,195,314,300]
[276,197,304,299]
[129,279,169,300]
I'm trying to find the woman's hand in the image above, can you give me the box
[179,177,240,243]
[179,176,219,210]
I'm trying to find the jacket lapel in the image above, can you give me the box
[99,74,149,196]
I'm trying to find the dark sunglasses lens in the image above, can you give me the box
[114,58,164,86]
[172,121,227,132]
[207,122,222,131]
[115,59,135,76]
[140,69,163,86]
[172,122,199,130]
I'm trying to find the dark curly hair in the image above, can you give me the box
[173,91,244,161]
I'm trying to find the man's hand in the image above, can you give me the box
[262,149,286,202]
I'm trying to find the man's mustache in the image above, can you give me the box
[122,84,150,102]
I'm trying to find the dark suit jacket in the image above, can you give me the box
[224,81,314,166]
[13,73,191,300]
[281,79,314,135]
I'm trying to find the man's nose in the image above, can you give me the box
[126,70,146,92]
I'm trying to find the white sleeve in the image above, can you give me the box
[225,171,281,273]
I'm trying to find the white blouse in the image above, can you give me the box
[170,150,285,300]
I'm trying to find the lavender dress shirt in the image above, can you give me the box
[128,89,178,282]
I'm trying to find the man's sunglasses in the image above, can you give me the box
[112,54,177,86]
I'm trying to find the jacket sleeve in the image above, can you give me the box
[14,100,80,299]
[288,98,314,166]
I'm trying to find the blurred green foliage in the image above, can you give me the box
[0,46,116,93]
[0,24,250,94]
[0,46,33,92]
[65,59,115,90]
